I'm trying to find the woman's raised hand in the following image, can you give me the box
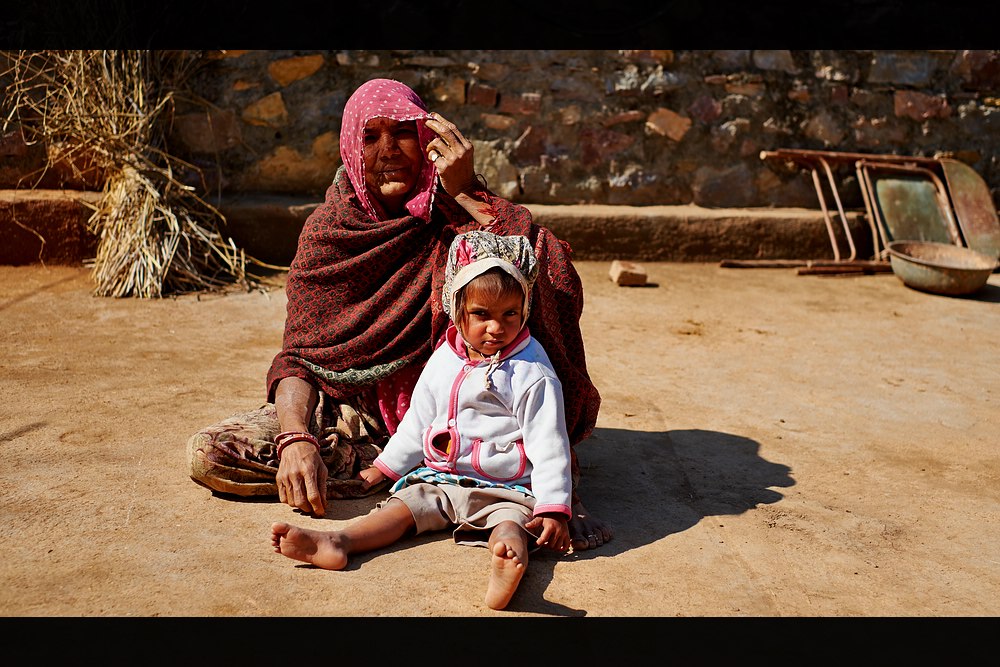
[425,112,479,197]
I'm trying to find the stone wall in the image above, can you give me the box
[163,49,1000,210]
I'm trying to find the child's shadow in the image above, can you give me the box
[511,427,794,615]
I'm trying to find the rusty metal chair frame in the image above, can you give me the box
[760,148,951,265]
[809,155,857,262]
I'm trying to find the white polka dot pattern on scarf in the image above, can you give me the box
[340,78,437,222]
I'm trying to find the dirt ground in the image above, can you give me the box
[2,260,999,620]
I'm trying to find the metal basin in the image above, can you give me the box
[886,241,997,296]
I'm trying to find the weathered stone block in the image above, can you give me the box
[853,115,910,149]
[787,86,811,103]
[580,127,634,167]
[403,56,456,68]
[951,50,1000,89]
[640,67,685,95]
[645,108,691,142]
[752,50,798,73]
[236,131,339,194]
[724,82,765,97]
[242,92,288,128]
[869,51,939,86]
[467,82,498,107]
[481,113,516,131]
[469,139,519,200]
[609,65,641,95]
[692,164,757,208]
[172,109,242,154]
[601,110,645,127]
[431,77,466,104]
[828,84,849,105]
[894,90,951,121]
[687,95,722,124]
[498,92,542,115]
[469,62,510,81]
[512,125,548,165]
[268,54,325,87]
[802,109,846,146]
[621,50,674,66]
[711,51,750,68]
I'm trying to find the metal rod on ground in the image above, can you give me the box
[719,259,889,269]
[818,156,857,261]
[855,161,883,260]
[810,166,841,262]
[858,161,891,259]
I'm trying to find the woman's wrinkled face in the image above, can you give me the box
[362,117,423,215]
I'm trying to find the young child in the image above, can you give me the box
[270,230,573,610]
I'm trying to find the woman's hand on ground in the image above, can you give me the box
[276,441,327,516]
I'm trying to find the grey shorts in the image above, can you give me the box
[381,482,539,548]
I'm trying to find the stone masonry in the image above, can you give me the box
[155,49,1000,209]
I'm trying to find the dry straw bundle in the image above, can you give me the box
[1,50,249,297]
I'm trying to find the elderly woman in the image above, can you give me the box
[187,78,611,551]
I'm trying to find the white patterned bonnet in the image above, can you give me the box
[442,231,538,329]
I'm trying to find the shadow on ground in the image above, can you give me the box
[511,427,794,615]
[577,427,794,557]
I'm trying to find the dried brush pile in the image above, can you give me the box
[1,50,249,297]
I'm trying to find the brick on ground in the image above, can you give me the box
[609,259,648,286]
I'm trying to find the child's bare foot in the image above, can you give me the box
[270,522,349,570]
[485,523,528,610]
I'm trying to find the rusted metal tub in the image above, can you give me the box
[886,241,997,296]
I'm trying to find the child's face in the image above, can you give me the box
[460,283,524,356]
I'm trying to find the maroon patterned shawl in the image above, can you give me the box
[266,78,599,445]
[266,168,600,445]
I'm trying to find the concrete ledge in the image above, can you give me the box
[1,190,875,266]
[0,189,102,265]
[216,195,320,267]
[218,196,872,265]
[525,203,873,263]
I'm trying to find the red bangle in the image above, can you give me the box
[275,430,312,443]
[275,431,320,459]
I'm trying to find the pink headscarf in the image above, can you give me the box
[339,78,438,222]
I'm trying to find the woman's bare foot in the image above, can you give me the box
[270,521,349,570]
[485,522,528,610]
[568,500,614,552]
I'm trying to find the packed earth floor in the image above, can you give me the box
[1,261,999,618]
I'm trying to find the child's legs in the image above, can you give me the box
[271,497,416,570]
[487,519,530,557]
[387,484,538,610]
[439,486,538,549]
[340,496,417,554]
[485,520,531,610]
